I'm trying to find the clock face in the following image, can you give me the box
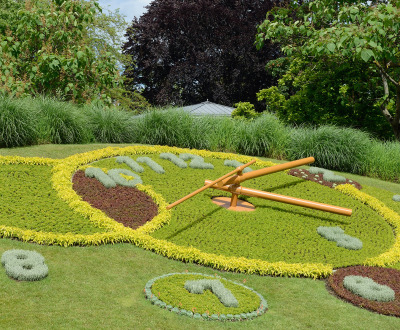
[0,146,396,277]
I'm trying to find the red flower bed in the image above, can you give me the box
[289,169,362,190]
[327,265,400,317]
[72,170,158,230]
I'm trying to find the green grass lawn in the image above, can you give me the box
[1,144,400,329]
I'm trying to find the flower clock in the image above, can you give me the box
[1,145,400,317]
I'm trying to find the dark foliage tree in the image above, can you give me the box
[122,0,283,108]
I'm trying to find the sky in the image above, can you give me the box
[97,0,152,24]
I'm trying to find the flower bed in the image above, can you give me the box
[327,266,400,317]
[1,146,400,278]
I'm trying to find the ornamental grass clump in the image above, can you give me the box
[343,275,395,302]
[366,140,400,182]
[0,95,40,147]
[84,104,135,143]
[288,125,371,174]
[85,167,116,188]
[131,108,208,149]
[35,96,90,144]
[234,113,289,159]
[1,250,48,281]
[116,156,144,173]
[136,157,165,174]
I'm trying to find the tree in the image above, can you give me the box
[0,0,123,104]
[0,0,24,35]
[122,0,283,108]
[257,57,393,139]
[256,0,400,141]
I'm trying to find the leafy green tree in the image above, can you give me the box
[256,0,400,141]
[0,0,24,35]
[0,0,123,104]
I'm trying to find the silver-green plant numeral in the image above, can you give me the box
[308,167,346,182]
[317,226,363,250]
[184,279,239,307]
[343,275,395,302]
[179,153,214,169]
[136,157,165,174]
[116,156,144,173]
[224,159,253,173]
[159,153,187,168]
[85,167,116,188]
[85,167,143,188]
[1,249,48,281]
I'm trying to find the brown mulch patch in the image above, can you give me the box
[72,170,158,230]
[288,168,362,190]
[327,265,400,317]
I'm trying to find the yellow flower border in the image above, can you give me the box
[335,184,400,267]
[1,145,399,278]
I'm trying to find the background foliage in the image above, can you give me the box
[256,0,400,141]
[0,0,124,104]
[122,0,283,108]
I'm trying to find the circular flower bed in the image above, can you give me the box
[327,265,400,317]
[144,272,267,321]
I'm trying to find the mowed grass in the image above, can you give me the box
[1,144,400,329]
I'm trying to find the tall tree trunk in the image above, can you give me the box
[378,67,400,141]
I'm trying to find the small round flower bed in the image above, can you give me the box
[144,272,267,321]
[327,265,400,317]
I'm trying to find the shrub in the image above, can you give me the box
[235,113,290,159]
[0,96,39,147]
[256,86,286,113]
[35,96,91,144]
[231,102,258,120]
[288,125,372,174]
[84,104,135,143]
